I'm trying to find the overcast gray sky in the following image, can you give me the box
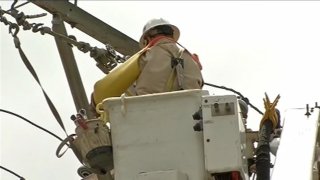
[1,1,320,180]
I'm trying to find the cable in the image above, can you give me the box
[0,109,64,142]
[0,165,25,180]
[6,1,30,10]
[0,5,70,137]
[10,0,18,10]
[256,120,273,180]
[13,1,30,10]
[204,82,263,115]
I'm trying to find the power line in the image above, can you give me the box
[0,8,69,137]
[204,82,263,115]
[9,1,30,10]
[0,109,64,142]
[0,165,25,180]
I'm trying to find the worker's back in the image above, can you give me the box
[135,38,203,95]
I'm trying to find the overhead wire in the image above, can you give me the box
[0,109,64,142]
[0,5,128,141]
[9,1,30,10]
[0,165,25,180]
[0,9,69,137]
[0,5,124,75]
[10,0,18,10]
[204,82,263,115]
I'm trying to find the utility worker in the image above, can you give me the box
[91,18,203,115]
[134,18,203,95]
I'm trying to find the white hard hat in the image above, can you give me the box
[139,18,180,48]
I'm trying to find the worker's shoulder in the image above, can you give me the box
[154,40,180,52]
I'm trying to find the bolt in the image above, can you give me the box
[225,102,231,112]
[305,104,311,117]
[70,114,77,121]
[214,103,219,113]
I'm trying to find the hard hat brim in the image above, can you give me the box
[139,24,180,48]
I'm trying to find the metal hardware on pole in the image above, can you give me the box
[32,0,139,56]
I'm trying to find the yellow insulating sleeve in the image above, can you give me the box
[93,48,147,104]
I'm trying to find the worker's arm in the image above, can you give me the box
[92,48,148,105]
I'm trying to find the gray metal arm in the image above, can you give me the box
[31,0,140,56]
